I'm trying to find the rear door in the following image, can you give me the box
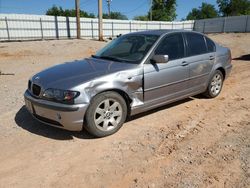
[184,32,215,92]
[143,33,190,104]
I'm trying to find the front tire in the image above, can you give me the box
[84,91,127,137]
[204,70,224,98]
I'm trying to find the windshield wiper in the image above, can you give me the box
[91,55,101,59]
[91,55,124,62]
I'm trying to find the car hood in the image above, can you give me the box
[31,58,138,89]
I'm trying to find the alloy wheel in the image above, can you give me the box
[210,73,222,96]
[94,99,123,131]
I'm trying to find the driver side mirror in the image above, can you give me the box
[151,55,169,64]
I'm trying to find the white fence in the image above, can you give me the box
[194,15,250,33]
[1,14,248,41]
[0,14,194,41]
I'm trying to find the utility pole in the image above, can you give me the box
[98,0,103,41]
[150,0,152,21]
[107,0,111,18]
[75,0,81,39]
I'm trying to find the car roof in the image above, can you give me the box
[127,29,203,36]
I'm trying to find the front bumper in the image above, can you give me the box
[24,90,89,131]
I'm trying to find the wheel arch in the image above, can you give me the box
[88,88,133,118]
[216,67,226,80]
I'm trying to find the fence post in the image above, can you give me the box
[5,17,10,40]
[159,22,161,29]
[55,16,59,39]
[40,18,43,39]
[192,21,195,31]
[245,15,249,33]
[172,21,174,30]
[203,21,206,33]
[223,17,226,33]
[130,21,132,32]
[66,17,71,38]
[111,21,114,37]
[146,22,148,30]
[91,20,94,38]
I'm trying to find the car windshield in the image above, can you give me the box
[93,34,159,64]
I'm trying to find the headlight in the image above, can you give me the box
[43,88,80,103]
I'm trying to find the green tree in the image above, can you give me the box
[103,12,128,20]
[46,5,64,16]
[151,0,177,21]
[217,0,250,16]
[186,3,219,20]
[133,15,149,21]
[46,5,95,18]
[186,9,201,20]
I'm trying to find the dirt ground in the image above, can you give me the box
[0,33,249,188]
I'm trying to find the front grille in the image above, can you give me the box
[32,84,41,96]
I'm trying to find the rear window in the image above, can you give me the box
[206,37,216,52]
[186,33,207,56]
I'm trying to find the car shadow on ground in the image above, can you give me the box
[233,54,250,61]
[15,97,196,140]
[15,106,95,140]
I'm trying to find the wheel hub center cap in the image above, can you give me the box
[105,111,112,118]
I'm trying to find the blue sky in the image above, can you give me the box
[0,0,218,20]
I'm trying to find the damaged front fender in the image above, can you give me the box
[74,67,144,110]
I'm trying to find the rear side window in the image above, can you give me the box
[186,33,207,56]
[155,33,184,61]
[206,37,216,52]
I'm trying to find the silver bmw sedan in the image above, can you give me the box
[24,30,232,137]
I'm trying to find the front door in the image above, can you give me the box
[143,33,190,104]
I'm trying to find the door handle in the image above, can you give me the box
[181,61,189,66]
[209,56,215,60]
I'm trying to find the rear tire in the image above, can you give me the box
[203,70,224,98]
[84,91,127,137]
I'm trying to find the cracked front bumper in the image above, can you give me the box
[24,90,89,131]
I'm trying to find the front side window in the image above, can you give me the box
[94,34,159,63]
[186,33,207,56]
[155,33,185,61]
